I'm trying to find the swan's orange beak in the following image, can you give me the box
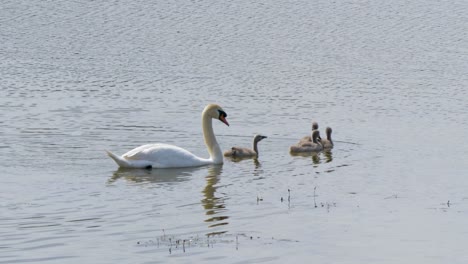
[219,116,229,126]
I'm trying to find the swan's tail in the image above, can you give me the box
[106,151,129,168]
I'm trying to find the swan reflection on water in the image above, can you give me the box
[201,165,229,236]
[108,166,206,184]
[108,165,230,236]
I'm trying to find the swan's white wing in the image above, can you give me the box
[122,143,210,168]
[123,144,159,160]
[123,143,192,160]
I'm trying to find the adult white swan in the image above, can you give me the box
[106,104,229,169]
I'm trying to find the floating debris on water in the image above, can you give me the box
[136,231,300,254]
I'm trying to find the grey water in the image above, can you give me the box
[1,0,468,263]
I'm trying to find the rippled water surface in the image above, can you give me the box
[1,0,468,263]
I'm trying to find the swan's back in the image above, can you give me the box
[122,144,211,168]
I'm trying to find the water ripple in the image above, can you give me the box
[1,0,468,263]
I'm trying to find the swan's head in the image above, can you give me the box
[312,122,319,131]
[254,134,267,143]
[204,104,229,126]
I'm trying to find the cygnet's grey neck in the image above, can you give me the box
[253,140,259,155]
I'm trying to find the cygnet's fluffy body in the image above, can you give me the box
[224,134,267,158]
[299,122,319,144]
[290,130,323,153]
[320,127,333,149]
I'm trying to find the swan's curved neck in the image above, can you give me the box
[202,113,223,164]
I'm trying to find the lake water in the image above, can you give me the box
[1,0,468,263]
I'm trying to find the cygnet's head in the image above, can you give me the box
[312,122,319,131]
[254,134,267,143]
[326,127,332,137]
